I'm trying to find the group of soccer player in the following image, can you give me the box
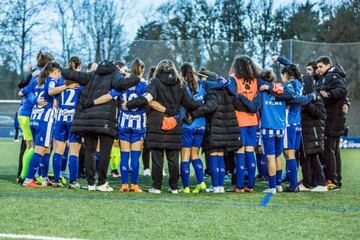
[15,50,347,194]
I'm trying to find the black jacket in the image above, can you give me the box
[127,69,200,150]
[320,65,347,137]
[191,85,242,153]
[61,61,140,138]
[301,74,326,154]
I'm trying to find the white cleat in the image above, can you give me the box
[143,168,151,176]
[88,185,96,191]
[276,185,283,193]
[96,182,114,192]
[298,183,311,192]
[213,186,221,194]
[311,185,328,192]
[206,186,214,193]
[263,188,276,194]
[219,186,225,193]
[148,188,161,194]
[167,188,178,194]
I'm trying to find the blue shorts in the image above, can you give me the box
[240,126,257,147]
[284,124,302,150]
[53,121,81,143]
[30,120,53,148]
[182,127,205,148]
[118,128,145,143]
[261,129,284,156]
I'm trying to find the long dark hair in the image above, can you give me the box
[230,55,260,82]
[281,64,302,81]
[148,66,156,83]
[36,51,54,68]
[38,61,61,85]
[68,56,81,70]
[130,58,145,77]
[260,68,276,83]
[181,62,198,94]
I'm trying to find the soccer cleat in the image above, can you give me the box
[205,186,214,193]
[245,188,254,193]
[298,183,311,192]
[148,188,161,194]
[96,182,114,192]
[143,168,151,176]
[263,188,276,194]
[192,182,207,193]
[168,188,178,194]
[60,176,67,185]
[276,185,283,193]
[311,185,328,192]
[88,185,96,191]
[234,188,245,193]
[60,171,69,180]
[284,187,299,193]
[129,184,143,193]
[36,176,43,185]
[182,187,190,194]
[111,169,121,178]
[23,180,44,188]
[17,177,25,185]
[219,186,225,193]
[213,186,221,194]
[119,184,129,192]
[53,181,64,188]
[326,180,338,190]
[68,182,81,189]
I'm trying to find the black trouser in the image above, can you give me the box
[14,127,19,140]
[224,151,235,175]
[300,152,326,187]
[78,142,86,176]
[322,136,341,187]
[151,148,179,190]
[17,138,26,178]
[83,133,114,186]
[142,145,150,170]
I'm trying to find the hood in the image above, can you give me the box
[327,65,346,78]
[157,69,178,86]
[95,60,118,75]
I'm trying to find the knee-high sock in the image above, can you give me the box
[61,146,68,172]
[41,153,50,178]
[245,151,256,188]
[235,153,245,189]
[287,159,298,190]
[20,148,34,179]
[26,153,43,180]
[268,175,276,188]
[259,154,267,177]
[130,151,141,184]
[209,155,219,187]
[68,155,79,183]
[110,147,120,170]
[191,159,204,184]
[120,151,130,184]
[276,170,282,186]
[52,153,63,181]
[180,161,190,188]
[95,151,100,173]
[218,156,225,187]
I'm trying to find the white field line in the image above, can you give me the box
[0,233,85,240]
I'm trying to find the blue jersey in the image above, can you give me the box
[182,82,206,129]
[110,80,148,130]
[18,76,39,117]
[260,91,286,130]
[284,79,304,126]
[56,77,82,122]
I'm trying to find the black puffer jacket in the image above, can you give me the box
[320,65,347,137]
[127,69,200,150]
[191,85,242,153]
[61,61,140,138]
[301,75,326,155]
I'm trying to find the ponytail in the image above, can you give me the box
[281,64,302,81]
[68,56,81,70]
[130,58,145,77]
[181,62,198,94]
[36,51,54,68]
[38,61,61,85]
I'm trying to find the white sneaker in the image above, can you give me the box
[167,188,178,194]
[311,185,328,192]
[143,168,151,176]
[148,188,161,194]
[88,185,96,191]
[263,188,276,194]
[96,182,113,192]
[219,186,225,193]
[213,186,221,194]
[298,183,310,192]
[163,169,166,177]
[276,185,283,193]
[206,186,214,193]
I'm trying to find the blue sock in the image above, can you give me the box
[276,170,282,186]
[287,159,298,190]
[130,151,141,184]
[180,161,190,188]
[61,146,68,172]
[52,153,62,181]
[27,153,43,179]
[209,155,219,187]
[268,175,276,188]
[41,153,50,178]
[245,151,256,188]
[95,151,100,173]
[260,154,268,178]
[191,159,204,184]
[120,151,130,184]
[235,153,245,189]
[218,156,225,187]
[68,155,79,183]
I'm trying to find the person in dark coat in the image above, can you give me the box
[125,59,200,194]
[316,56,347,189]
[61,60,140,192]
[299,74,327,192]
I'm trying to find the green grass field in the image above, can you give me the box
[0,139,359,240]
